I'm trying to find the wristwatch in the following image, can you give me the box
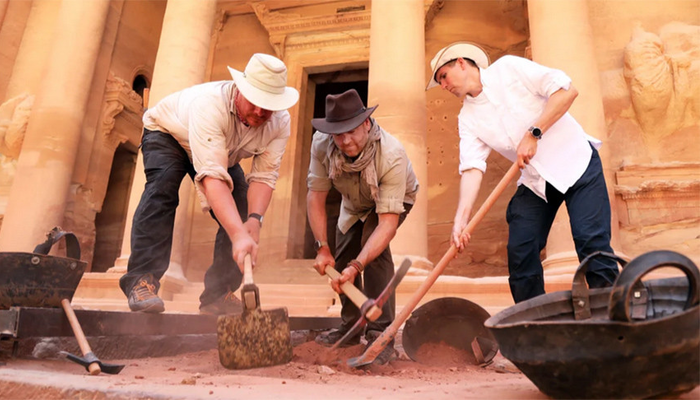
[248,213,264,226]
[314,240,329,252]
[528,126,543,140]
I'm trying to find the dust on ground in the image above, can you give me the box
[1,341,698,400]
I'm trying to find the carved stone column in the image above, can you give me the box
[528,0,621,274]
[367,0,428,258]
[114,0,217,284]
[0,0,111,251]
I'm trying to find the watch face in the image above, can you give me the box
[314,240,322,251]
[530,127,542,138]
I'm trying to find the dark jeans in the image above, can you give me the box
[119,129,248,306]
[334,203,412,334]
[505,146,619,303]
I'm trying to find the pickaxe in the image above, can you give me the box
[60,299,125,375]
[325,258,413,350]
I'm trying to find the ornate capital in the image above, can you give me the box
[101,72,144,148]
[249,1,441,59]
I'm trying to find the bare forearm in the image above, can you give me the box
[202,177,245,239]
[356,214,399,267]
[454,169,483,227]
[535,85,579,134]
[247,181,273,216]
[307,190,329,242]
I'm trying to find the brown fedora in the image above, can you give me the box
[311,89,378,134]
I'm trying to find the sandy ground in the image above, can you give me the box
[1,339,699,400]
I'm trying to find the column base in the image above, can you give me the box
[542,250,579,276]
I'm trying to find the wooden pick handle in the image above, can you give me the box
[61,299,101,375]
[326,267,382,321]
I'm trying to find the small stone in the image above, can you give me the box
[317,365,336,375]
[209,391,213,395]
[282,381,286,384]
[181,377,197,385]
[134,376,145,380]
[168,367,176,371]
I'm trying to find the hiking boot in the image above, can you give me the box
[128,275,165,313]
[199,291,243,316]
[365,329,397,365]
[315,328,361,348]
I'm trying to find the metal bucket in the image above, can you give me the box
[402,297,498,365]
[485,250,700,399]
[0,228,86,309]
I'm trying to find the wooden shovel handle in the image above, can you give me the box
[61,299,101,375]
[357,162,520,363]
[326,267,382,321]
[242,254,254,286]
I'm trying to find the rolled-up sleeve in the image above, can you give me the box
[188,95,232,210]
[246,119,290,189]
[375,152,407,215]
[458,109,491,174]
[505,55,572,97]
[307,133,333,192]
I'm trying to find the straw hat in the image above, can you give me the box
[426,42,490,90]
[227,53,299,111]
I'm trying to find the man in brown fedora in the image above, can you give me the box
[120,53,299,314]
[307,89,419,364]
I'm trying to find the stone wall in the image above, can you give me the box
[590,0,700,262]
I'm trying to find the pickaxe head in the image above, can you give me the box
[61,351,125,375]
[330,258,413,350]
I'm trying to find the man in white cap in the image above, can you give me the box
[307,89,419,364]
[120,53,299,314]
[427,42,619,303]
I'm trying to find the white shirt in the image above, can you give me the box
[142,81,290,211]
[458,55,601,200]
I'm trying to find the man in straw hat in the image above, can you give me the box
[120,53,299,314]
[307,89,419,364]
[427,42,619,303]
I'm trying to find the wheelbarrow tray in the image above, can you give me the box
[0,252,87,309]
[485,251,700,399]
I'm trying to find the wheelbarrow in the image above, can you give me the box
[0,227,125,375]
[485,250,700,399]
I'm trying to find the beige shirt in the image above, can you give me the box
[142,80,290,211]
[307,124,419,234]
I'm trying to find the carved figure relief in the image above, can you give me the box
[623,22,700,146]
[0,93,34,159]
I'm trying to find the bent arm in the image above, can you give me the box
[202,176,245,239]
[247,181,273,216]
[535,84,579,135]
[454,168,484,229]
[307,189,329,244]
[356,212,400,267]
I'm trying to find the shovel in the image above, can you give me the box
[348,162,520,367]
[217,255,292,369]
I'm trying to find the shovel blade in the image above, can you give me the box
[217,307,292,370]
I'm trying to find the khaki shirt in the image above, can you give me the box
[142,81,290,211]
[307,124,419,234]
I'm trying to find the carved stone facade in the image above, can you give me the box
[0,0,697,285]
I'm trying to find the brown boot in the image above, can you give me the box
[127,275,165,313]
[199,291,243,316]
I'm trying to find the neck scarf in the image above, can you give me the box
[328,120,381,202]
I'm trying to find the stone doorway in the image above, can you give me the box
[92,145,137,272]
[297,69,369,259]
